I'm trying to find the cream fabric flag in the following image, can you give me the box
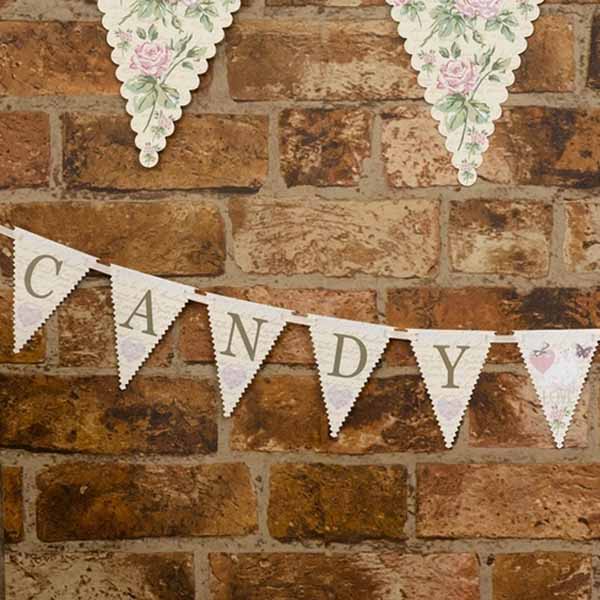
[13,228,97,353]
[206,293,293,417]
[111,265,195,389]
[409,329,494,447]
[309,315,394,437]
[515,330,600,448]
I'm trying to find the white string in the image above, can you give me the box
[0,225,518,343]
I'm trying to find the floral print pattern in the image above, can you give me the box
[388,0,542,185]
[99,0,240,167]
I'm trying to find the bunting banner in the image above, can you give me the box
[13,228,97,354]
[3,225,599,447]
[515,330,600,448]
[409,329,494,447]
[308,316,394,437]
[206,294,293,417]
[111,265,196,389]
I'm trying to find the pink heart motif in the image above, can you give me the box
[529,348,556,374]
[120,338,146,362]
[17,303,43,328]
[221,365,247,390]
[437,399,463,421]
[327,385,352,410]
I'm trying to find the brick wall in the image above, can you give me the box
[1,0,600,597]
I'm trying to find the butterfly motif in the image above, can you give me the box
[532,342,551,357]
[575,344,594,359]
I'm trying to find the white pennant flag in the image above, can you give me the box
[308,316,394,437]
[111,265,195,389]
[13,228,97,353]
[206,294,292,417]
[409,329,493,447]
[515,330,600,448]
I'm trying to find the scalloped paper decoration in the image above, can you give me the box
[98,0,241,168]
[206,294,293,417]
[13,228,97,354]
[387,0,543,185]
[308,316,394,437]
[111,265,195,389]
[515,330,600,448]
[409,329,493,447]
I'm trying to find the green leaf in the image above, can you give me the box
[187,46,206,59]
[447,108,467,131]
[501,25,515,42]
[125,75,157,94]
[148,24,158,41]
[134,90,157,113]
[467,100,491,124]
[488,74,501,82]
[485,19,500,31]
[200,13,214,31]
[136,27,146,40]
[436,93,466,113]
[451,41,461,58]
[182,61,195,70]
[439,47,450,58]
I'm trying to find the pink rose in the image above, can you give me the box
[130,42,173,78]
[455,0,502,19]
[437,58,479,94]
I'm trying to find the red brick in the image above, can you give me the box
[230,373,445,453]
[63,113,268,191]
[0,112,50,188]
[417,464,600,539]
[6,552,195,600]
[0,375,217,455]
[227,21,419,101]
[588,14,600,88]
[279,108,372,187]
[210,553,480,599]
[268,463,407,542]
[564,201,600,272]
[2,466,23,543]
[0,201,225,276]
[36,462,257,541]
[230,198,440,277]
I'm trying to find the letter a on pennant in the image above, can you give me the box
[111,265,195,389]
[13,228,97,354]
[309,315,394,437]
[205,294,293,417]
[98,0,241,168]
[409,329,493,447]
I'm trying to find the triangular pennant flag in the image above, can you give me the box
[13,228,97,353]
[409,329,493,447]
[515,330,600,448]
[98,0,241,168]
[206,294,293,417]
[111,265,195,388]
[308,316,394,437]
[387,0,543,185]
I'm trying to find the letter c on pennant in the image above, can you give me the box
[24,254,63,299]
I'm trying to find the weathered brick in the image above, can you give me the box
[227,21,419,101]
[417,464,600,539]
[0,112,50,188]
[469,372,589,448]
[280,108,372,187]
[210,553,480,599]
[58,287,174,368]
[588,14,600,88]
[0,287,45,364]
[511,16,575,93]
[0,201,225,276]
[230,373,444,453]
[0,22,116,96]
[266,0,380,7]
[3,466,24,543]
[449,200,552,276]
[386,287,600,366]
[564,201,600,272]
[383,107,600,188]
[36,462,256,541]
[492,553,592,600]
[268,464,407,542]
[6,552,195,600]
[230,198,440,277]
[63,113,268,191]
[0,375,217,455]
[180,287,378,365]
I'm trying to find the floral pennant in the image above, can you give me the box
[308,316,394,437]
[111,265,195,388]
[98,0,240,168]
[388,0,543,185]
[206,294,293,417]
[409,329,493,447]
[13,229,97,354]
[515,330,600,448]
